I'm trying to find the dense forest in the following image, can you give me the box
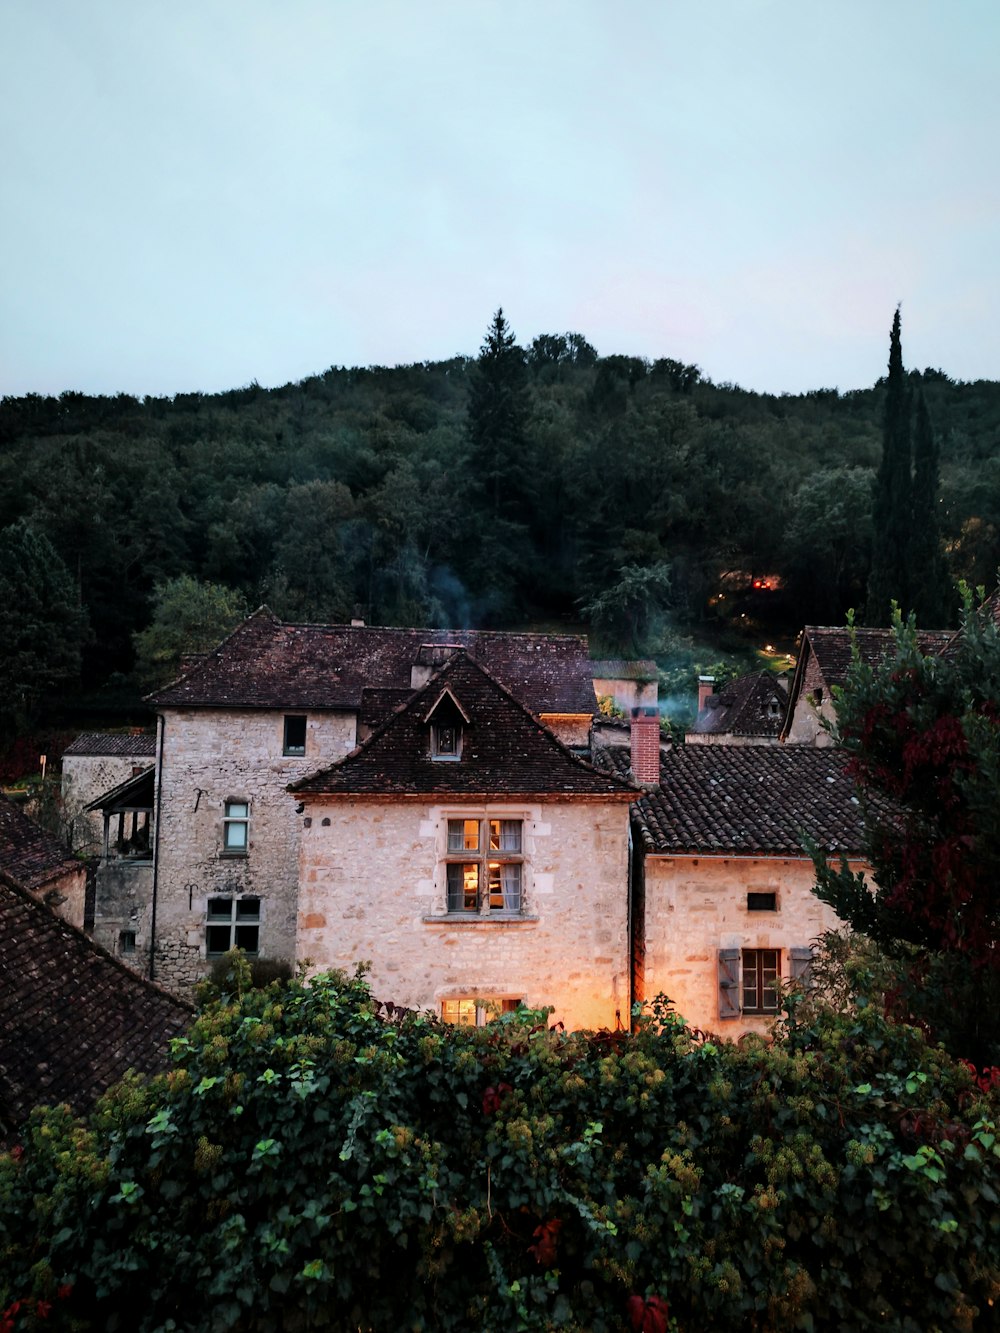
[1,312,999,736]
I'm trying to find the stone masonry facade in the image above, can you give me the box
[152,708,356,993]
[297,797,631,1031]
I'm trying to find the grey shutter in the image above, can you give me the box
[718,948,741,1020]
[790,946,814,986]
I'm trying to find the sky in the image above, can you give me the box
[2,1,998,399]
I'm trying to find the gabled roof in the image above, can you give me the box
[0,794,81,893]
[780,625,955,739]
[0,874,190,1134]
[62,732,156,758]
[632,745,869,856]
[148,608,597,716]
[691,671,787,738]
[290,652,636,799]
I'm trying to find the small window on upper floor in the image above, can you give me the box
[432,723,461,759]
[283,715,307,756]
[223,800,250,854]
[747,891,777,912]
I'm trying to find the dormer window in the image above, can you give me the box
[433,723,461,759]
[425,685,470,762]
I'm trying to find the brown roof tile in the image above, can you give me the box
[62,732,156,757]
[0,875,190,1133]
[633,745,870,856]
[0,794,81,892]
[149,608,597,716]
[804,626,954,689]
[291,652,636,799]
[691,671,787,738]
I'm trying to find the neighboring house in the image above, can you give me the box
[129,609,603,995]
[591,659,658,715]
[61,731,157,854]
[0,870,189,1139]
[83,766,155,959]
[781,626,953,745]
[0,793,88,930]
[688,670,788,746]
[626,745,869,1036]
[290,652,637,1030]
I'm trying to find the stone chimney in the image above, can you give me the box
[697,675,716,715]
[630,706,661,786]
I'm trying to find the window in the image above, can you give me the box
[432,723,461,759]
[742,948,780,1014]
[441,998,520,1026]
[283,715,307,756]
[223,800,249,854]
[206,896,260,957]
[747,892,777,912]
[445,818,523,914]
[118,930,136,954]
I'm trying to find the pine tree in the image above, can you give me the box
[467,308,531,523]
[909,389,953,625]
[865,307,913,624]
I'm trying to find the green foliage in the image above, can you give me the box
[580,562,673,656]
[0,521,88,737]
[1,968,998,1331]
[132,575,248,689]
[813,594,1000,1062]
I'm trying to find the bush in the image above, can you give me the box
[1,966,997,1332]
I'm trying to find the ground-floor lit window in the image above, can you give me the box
[440,997,520,1026]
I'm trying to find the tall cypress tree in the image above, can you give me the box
[866,307,913,624]
[909,389,953,625]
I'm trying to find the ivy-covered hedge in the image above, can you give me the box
[1,964,998,1332]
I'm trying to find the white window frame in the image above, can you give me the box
[444,816,524,916]
[222,799,250,855]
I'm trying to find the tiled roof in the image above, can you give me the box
[632,745,869,856]
[0,874,190,1133]
[0,794,81,893]
[62,732,156,757]
[591,659,658,681]
[149,608,597,716]
[804,626,954,689]
[84,767,155,813]
[359,687,414,730]
[291,652,637,799]
[691,671,787,738]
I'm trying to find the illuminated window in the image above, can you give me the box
[441,997,520,1026]
[223,800,249,854]
[206,896,260,957]
[445,818,523,914]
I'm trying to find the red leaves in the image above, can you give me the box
[627,1292,670,1333]
[481,1082,512,1115]
[961,1060,1000,1094]
[528,1217,562,1267]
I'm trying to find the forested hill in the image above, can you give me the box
[1,327,999,704]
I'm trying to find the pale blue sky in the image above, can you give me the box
[2,1,997,397]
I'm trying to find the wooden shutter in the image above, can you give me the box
[790,946,814,986]
[718,948,741,1020]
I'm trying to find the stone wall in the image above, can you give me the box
[641,853,854,1036]
[152,707,357,996]
[296,797,632,1031]
[784,654,837,746]
[91,860,153,968]
[62,752,152,853]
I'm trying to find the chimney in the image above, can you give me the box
[630,706,661,786]
[697,675,716,715]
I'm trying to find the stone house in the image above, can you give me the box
[625,744,869,1036]
[781,626,953,745]
[290,651,636,1030]
[126,609,603,995]
[688,670,788,746]
[591,658,658,715]
[61,731,156,854]
[0,793,89,930]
